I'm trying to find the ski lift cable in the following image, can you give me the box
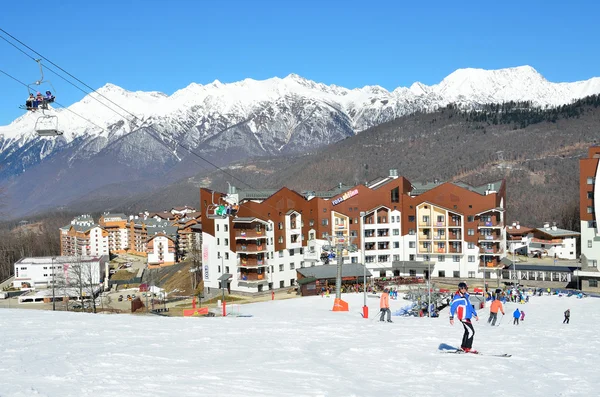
[1,30,300,221]
[0,28,259,191]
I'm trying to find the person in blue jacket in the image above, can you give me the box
[449,282,479,353]
[513,308,521,325]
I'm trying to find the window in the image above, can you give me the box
[424,255,430,261]
[393,229,399,236]
[278,236,283,243]
[322,219,329,226]
[394,242,400,249]
[351,257,358,263]
[468,256,475,262]
[278,222,283,230]
[437,215,444,223]
[468,229,474,236]
[587,177,595,184]
[438,270,446,277]
[350,231,357,237]
[393,255,400,261]
[409,229,415,235]
[467,216,474,222]
[453,255,460,262]
[225,253,229,260]
[588,206,595,214]
[216,225,219,232]
[218,266,221,273]
[408,215,415,222]
[453,271,460,278]
[290,279,295,286]
[309,220,314,226]
[225,266,229,273]
[588,192,594,199]
[391,187,399,203]
[217,238,220,245]
[589,240,593,248]
[588,221,597,228]
[468,271,475,278]
[409,242,415,248]
[590,260,598,268]
[290,263,295,270]
[224,225,228,232]
[423,215,430,224]
[224,238,228,245]
[438,256,445,262]
[409,254,415,261]
[289,249,295,256]
[468,242,475,249]
[279,264,284,271]
[280,280,285,288]
[590,280,598,287]
[279,250,284,258]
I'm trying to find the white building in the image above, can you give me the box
[12,256,109,289]
[507,222,579,260]
[60,215,109,257]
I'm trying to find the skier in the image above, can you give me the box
[488,297,505,326]
[379,288,392,322]
[520,310,525,322]
[563,309,570,324]
[449,282,479,353]
[513,308,520,325]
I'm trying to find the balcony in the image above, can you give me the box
[435,247,446,254]
[236,244,267,253]
[478,234,501,242]
[479,247,504,255]
[432,235,444,240]
[418,234,430,240]
[448,246,462,254]
[418,221,431,227]
[478,221,503,228]
[448,233,462,240]
[235,230,266,239]
[478,259,502,269]
[238,272,267,282]
[238,257,267,268]
[418,247,432,253]
[434,221,446,227]
[449,220,462,227]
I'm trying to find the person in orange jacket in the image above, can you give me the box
[379,288,392,322]
[488,298,505,326]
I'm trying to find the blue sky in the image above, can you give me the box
[1,0,599,125]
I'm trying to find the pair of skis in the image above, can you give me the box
[438,343,511,357]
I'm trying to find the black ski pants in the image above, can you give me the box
[460,320,475,349]
[563,316,569,324]
[488,312,498,326]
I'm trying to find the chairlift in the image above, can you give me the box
[205,190,238,220]
[35,115,63,137]
[19,59,56,112]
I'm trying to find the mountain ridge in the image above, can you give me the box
[1,65,600,218]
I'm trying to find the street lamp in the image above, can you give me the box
[360,211,367,319]
[51,256,56,311]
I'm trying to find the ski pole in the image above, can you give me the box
[497,313,504,326]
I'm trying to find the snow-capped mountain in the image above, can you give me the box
[1,65,599,217]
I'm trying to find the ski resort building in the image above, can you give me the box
[507,221,579,260]
[199,170,508,294]
[59,215,109,257]
[575,146,600,292]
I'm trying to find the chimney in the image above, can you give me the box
[389,169,398,178]
[516,221,520,230]
[552,222,557,231]
[543,222,550,229]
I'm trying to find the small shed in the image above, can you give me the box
[297,277,318,296]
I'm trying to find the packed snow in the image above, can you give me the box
[0,292,598,396]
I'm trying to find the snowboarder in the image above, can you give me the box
[379,288,392,322]
[563,309,570,324]
[449,282,479,353]
[488,297,505,326]
[513,308,520,325]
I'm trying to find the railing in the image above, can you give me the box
[238,272,266,281]
[479,221,498,227]
[479,260,499,268]
[419,221,431,226]
[235,230,266,238]
[448,247,462,253]
[238,258,266,267]
[435,222,445,227]
[236,245,266,252]
[418,247,432,253]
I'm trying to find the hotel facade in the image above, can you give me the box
[200,170,507,294]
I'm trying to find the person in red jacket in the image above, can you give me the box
[379,288,392,322]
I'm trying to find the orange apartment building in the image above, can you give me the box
[200,170,507,294]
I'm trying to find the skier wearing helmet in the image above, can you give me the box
[449,282,479,353]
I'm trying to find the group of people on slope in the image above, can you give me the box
[449,281,571,353]
[25,91,55,110]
